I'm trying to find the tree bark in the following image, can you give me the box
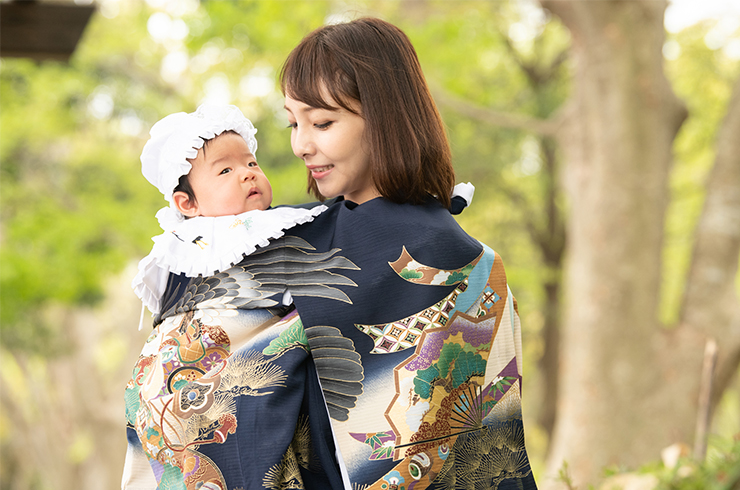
[540,0,740,486]
[680,74,740,409]
[537,136,565,442]
[541,0,689,485]
[429,1,740,483]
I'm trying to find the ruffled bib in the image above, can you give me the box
[132,205,327,315]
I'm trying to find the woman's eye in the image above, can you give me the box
[314,121,333,130]
[287,122,297,129]
[219,168,232,175]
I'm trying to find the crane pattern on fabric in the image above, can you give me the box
[124,223,536,490]
[124,237,358,490]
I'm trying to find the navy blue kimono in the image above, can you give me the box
[123,196,537,490]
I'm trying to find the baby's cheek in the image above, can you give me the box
[265,184,274,209]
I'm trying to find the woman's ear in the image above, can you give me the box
[173,191,199,217]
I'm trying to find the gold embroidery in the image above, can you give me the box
[262,415,313,489]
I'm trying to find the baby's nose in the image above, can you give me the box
[241,167,256,180]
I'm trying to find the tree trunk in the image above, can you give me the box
[541,0,740,486]
[680,74,740,408]
[0,266,151,490]
[542,0,687,484]
[536,136,565,442]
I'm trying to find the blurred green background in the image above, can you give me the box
[1,1,738,489]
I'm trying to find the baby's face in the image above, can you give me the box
[186,132,272,217]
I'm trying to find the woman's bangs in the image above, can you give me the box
[282,42,359,114]
[282,43,332,110]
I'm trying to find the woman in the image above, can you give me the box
[123,17,536,490]
[282,17,538,490]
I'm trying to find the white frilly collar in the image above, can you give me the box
[132,204,327,316]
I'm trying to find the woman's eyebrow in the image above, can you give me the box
[283,105,320,114]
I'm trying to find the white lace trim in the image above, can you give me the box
[132,205,327,315]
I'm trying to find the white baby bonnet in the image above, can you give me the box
[140,103,259,218]
[132,103,327,319]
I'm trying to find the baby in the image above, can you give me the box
[132,104,325,324]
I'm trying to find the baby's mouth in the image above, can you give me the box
[248,188,260,198]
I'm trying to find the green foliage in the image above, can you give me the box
[492,376,517,397]
[444,271,466,285]
[398,2,572,380]
[659,23,740,326]
[450,350,486,388]
[556,460,577,490]
[0,1,335,352]
[437,342,463,379]
[1,2,738,489]
[630,437,740,490]
[0,15,171,350]
[159,463,187,490]
[399,268,423,280]
[0,0,572,362]
[263,317,308,355]
[413,363,441,399]
[124,384,142,426]
[363,431,396,460]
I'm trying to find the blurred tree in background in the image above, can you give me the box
[538,2,740,486]
[0,0,325,351]
[0,1,738,489]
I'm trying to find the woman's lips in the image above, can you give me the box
[308,164,334,179]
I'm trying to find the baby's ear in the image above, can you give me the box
[173,191,199,217]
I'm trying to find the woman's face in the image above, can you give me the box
[285,94,379,204]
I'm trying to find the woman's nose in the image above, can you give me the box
[292,128,315,159]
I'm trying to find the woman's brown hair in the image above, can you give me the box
[280,17,454,208]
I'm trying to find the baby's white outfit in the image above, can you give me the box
[132,205,326,319]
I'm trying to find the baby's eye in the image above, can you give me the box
[248,161,259,167]
[314,121,333,130]
[219,168,232,175]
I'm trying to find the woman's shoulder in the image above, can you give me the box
[357,196,473,230]
[275,196,343,210]
[289,196,482,271]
